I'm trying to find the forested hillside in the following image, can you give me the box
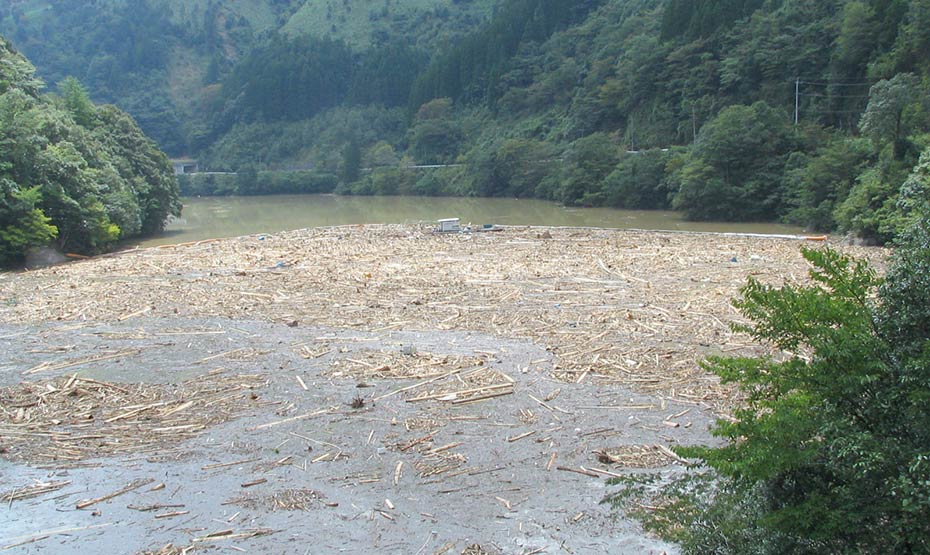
[0,37,180,265]
[0,0,493,154]
[3,0,930,243]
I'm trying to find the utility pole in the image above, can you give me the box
[692,104,697,141]
[794,78,800,126]
[629,115,635,152]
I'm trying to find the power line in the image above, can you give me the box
[794,78,872,124]
[799,92,870,99]
[802,109,866,114]
[798,80,873,87]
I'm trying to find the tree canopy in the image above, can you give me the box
[668,191,930,552]
[0,37,180,265]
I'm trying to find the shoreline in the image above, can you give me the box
[116,222,826,256]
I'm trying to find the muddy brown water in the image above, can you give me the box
[137,194,805,247]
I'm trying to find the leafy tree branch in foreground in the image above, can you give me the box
[609,205,930,553]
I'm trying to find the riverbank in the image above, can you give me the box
[0,225,883,554]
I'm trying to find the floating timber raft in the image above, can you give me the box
[0,224,884,417]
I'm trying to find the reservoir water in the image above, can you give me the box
[136,194,805,247]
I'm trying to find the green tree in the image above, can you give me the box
[832,141,930,244]
[783,137,872,231]
[896,145,930,230]
[34,140,121,253]
[672,102,795,221]
[674,220,930,551]
[859,72,921,158]
[415,98,454,121]
[600,149,675,209]
[91,104,180,236]
[833,163,901,243]
[57,76,96,128]
[831,1,879,82]
[543,132,619,205]
[463,137,555,198]
[0,37,42,96]
[408,0,597,108]
[885,0,930,74]
[236,167,259,195]
[0,184,57,265]
[408,100,465,166]
[341,138,362,184]
[660,0,764,41]
[366,140,399,168]
[0,35,179,263]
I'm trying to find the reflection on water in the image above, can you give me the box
[134,194,805,247]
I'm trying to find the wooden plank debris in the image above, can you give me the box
[555,466,599,478]
[192,529,275,543]
[246,407,337,432]
[154,510,190,519]
[450,388,513,404]
[76,478,154,509]
[1,523,115,551]
[506,431,535,443]
[393,462,404,486]
[202,458,262,471]
[23,349,141,375]
[2,481,71,504]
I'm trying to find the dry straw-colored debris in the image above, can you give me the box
[229,488,328,511]
[327,350,487,381]
[595,445,682,469]
[326,348,519,405]
[0,371,267,464]
[138,545,195,555]
[1,480,71,504]
[0,225,884,410]
[138,530,274,553]
[415,448,469,479]
[461,545,495,555]
[404,414,447,431]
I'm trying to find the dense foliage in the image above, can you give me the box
[178,170,336,196]
[0,0,191,153]
[211,35,425,133]
[0,37,180,265]
[409,0,603,107]
[0,0,492,155]
[4,0,930,243]
[623,186,929,552]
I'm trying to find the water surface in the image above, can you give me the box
[136,195,805,247]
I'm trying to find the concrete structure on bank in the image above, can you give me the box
[171,158,199,175]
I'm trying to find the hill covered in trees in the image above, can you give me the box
[3,0,930,243]
[0,37,180,265]
[0,0,494,154]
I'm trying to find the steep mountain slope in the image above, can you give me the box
[280,0,494,50]
[0,0,492,154]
